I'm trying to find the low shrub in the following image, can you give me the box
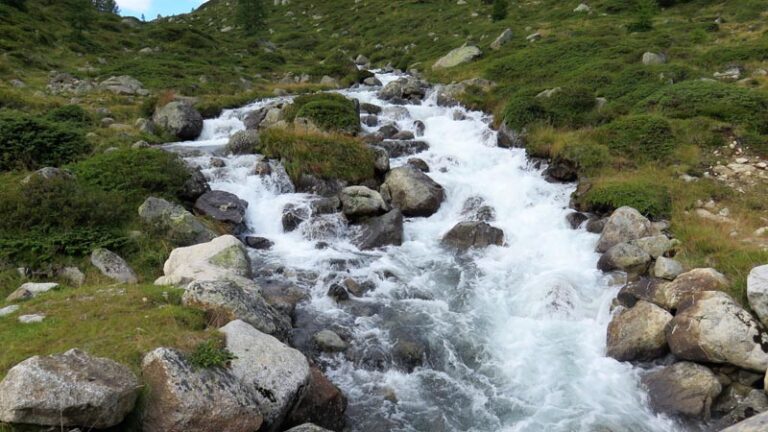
[286,93,360,134]
[45,105,92,127]
[71,148,192,206]
[643,80,768,133]
[503,86,598,131]
[559,140,611,173]
[580,178,672,219]
[259,128,374,183]
[598,115,676,161]
[0,110,89,171]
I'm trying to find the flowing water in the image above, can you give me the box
[166,72,685,432]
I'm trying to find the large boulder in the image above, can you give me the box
[194,190,249,234]
[642,362,722,418]
[227,130,260,155]
[0,349,139,429]
[747,265,768,326]
[220,320,311,432]
[139,197,217,246]
[353,209,404,250]
[655,267,729,310]
[596,207,652,253]
[606,301,672,361]
[339,186,388,219]
[441,221,504,251]
[155,235,251,286]
[141,348,263,432]
[153,101,204,140]
[99,75,148,96]
[183,279,290,339]
[285,367,347,431]
[497,123,524,148]
[378,77,427,102]
[6,282,58,302]
[666,291,768,372]
[381,167,444,217]
[432,45,482,69]
[91,248,138,284]
[596,242,652,278]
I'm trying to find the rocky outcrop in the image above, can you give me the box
[381,167,444,217]
[153,101,204,140]
[183,279,290,338]
[285,367,347,431]
[99,75,149,96]
[227,130,260,155]
[155,235,251,286]
[339,186,388,219]
[353,209,404,250]
[596,207,652,253]
[141,347,263,432]
[194,190,248,234]
[655,267,729,310]
[139,197,217,246]
[596,242,652,278]
[666,291,768,372]
[0,349,139,429]
[642,362,722,418]
[432,45,482,69]
[747,265,768,326]
[606,301,672,361]
[91,248,138,284]
[221,320,311,432]
[441,221,504,251]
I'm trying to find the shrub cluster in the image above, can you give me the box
[0,110,89,171]
[579,178,672,219]
[599,115,676,161]
[502,87,598,131]
[285,93,360,134]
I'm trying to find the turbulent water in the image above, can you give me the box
[167,72,685,432]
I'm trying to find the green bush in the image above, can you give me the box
[71,149,192,206]
[559,141,611,172]
[286,93,360,134]
[580,179,672,219]
[643,80,768,133]
[0,110,89,171]
[503,87,598,130]
[46,105,92,127]
[259,128,374,183]
[188,339,235,369]
[599,115,675,161]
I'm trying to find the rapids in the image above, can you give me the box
[166,72,686,432]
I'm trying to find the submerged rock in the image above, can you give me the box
[285,367,347,432]
[441,221,504,251]
[353,209,404,250]
[377,140,429,158]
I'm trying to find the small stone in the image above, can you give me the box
[313,330,348,352]
[18,314,45,324]
[654,257,684,280]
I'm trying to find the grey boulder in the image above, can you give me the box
[339,186,388,219]
[642,362,721,418]
[353,209,404,250]
[606,301,672,361]
[747,265,768,326]
[91,248,138,284]
[596,206,652,253]
[227,130,260,155]
[153,101,204,140]
[381,167,444,217]
[441,221,504,251]
[194,190,248,234]
[139,196,217,246]
[597,242,652,278]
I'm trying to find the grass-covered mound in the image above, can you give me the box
[598,115,676,161]
[502,86,599,130]
[285,93,360,134]
[579,177,672,219]
[259,128,374,183]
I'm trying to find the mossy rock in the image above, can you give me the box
[285,93,359,134]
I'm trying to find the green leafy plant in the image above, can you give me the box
[580,178,672,219]
[599,115,675,161]
[188,339,236,369]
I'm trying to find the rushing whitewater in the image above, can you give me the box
[167,72,685,432]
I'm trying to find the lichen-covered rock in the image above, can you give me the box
[183,279,290,339]
[220,320,311,432]
[747,265,768,326]
[139,197,217,246]
[606,301,672,361]
[441,221,504,251]
[0,349,139,429]
[627,235,676,259]
[655,267,729,310]
[91,248,138,284]
[353,209,404,250]
[152,101,204,140]
[432,45,482,69]
[596,207,652,253]
[642,362,721,418]
[378,77,427,102]
[141,348,263,432]
[99,75,148,96]
[155,235,251,286]
[227,130,260,155]
[654,257,684,280]
[339,186,388,219]
[666,291,768,372]
[381,167,444,217]
[597,242,652,278]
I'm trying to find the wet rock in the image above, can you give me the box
[667,291,768,372]
[377,124,399,139]
[381,167,444,217]
[244,236,274,250]
[606,301,672,361]
[310,197,341,216]
[183,279,290,339]
[194,190,248,234]
[566,212,589,229]
[586,217,606,234]
[91,248,137,284]
[642,362,721,418]
[155,235,251,286]
[597,243,652,278]
[181,166,211,203]
[544,158,578,182]
[141,347,263,432]
[313,330,348,352]
[339,186,388,219]
[747,265,768,326]
[413,120,426,137]
[378,77,427,102]
[391,329,426,372]
[442,221,504,251]
[655,267,729,310]
[252,161,272,176]
[226,130,260,155]
[295,174,347,197]
[721,410,768,431]
[353,209,404,250]
[654,257,684,280]
[712,383,768,428]
[261,283,308,317]
[407,158,430,172]
[327,283,350,302]
[369,146,390,174]
[596,207,652,253]
[139,197,217,246]
[283,204,310,232]
[377,140,429,158]
[0,349,139,429]
[243,107,269,130]
[392,130,415,140]
[360,103,382,114]
[221,320,311,432]
[285,368,347,432]
[362,115,378,127]
[152,101,204,140]
[432,45,482,69]
[6,282,59,302]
